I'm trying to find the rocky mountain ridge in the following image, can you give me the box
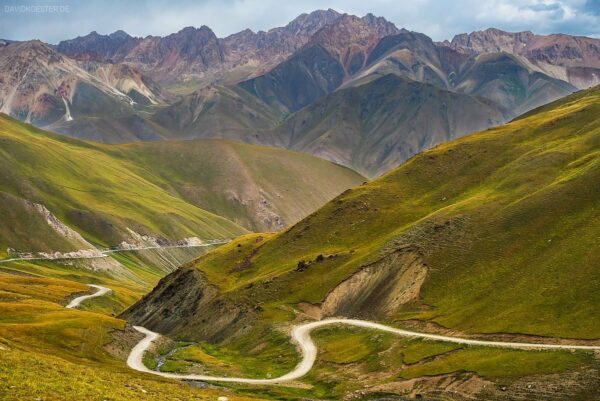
[57,9,351,86]
[0,40,166,127]
[442,27,600,88]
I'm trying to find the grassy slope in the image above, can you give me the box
[110,139,365,231]
[3,83,598,399]
[0,272,266,401]
[188,84,600,339]
[0,114,245,256]
[119,86,600,400]
[0,114,364,256]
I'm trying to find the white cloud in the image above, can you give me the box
[0,0,599,43]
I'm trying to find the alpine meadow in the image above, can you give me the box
[0,2,599,401]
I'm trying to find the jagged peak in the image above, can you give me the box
[174,25,216,35]
[450,27,535,43]
[108,30,132,40]
[285,8,342,28]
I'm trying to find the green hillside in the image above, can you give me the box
[214,84,597,336]
[0,114,244,257]
[111,139,365,231]
[0,114,364,258]
[124,86,600,399]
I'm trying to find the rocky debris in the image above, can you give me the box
[321,247,427,318]
[31,202,102,255]
[104,324,146,361]
[103,229,224,252]
[387,216,472,257]
[14,248,105,261]
[296,260,308,272]
[228,247,259,273]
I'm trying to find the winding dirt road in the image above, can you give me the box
[127,319,600,384]
[66,284,111,309]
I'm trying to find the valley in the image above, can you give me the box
[0,4,599,401]
[120,84,600,400]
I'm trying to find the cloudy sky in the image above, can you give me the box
[1,0,599,43]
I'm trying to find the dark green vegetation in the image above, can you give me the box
[125,85,600,399]
[0,114,364,258]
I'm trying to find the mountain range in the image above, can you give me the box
[2,10,598,176]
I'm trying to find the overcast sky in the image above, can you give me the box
[1,0,599,44]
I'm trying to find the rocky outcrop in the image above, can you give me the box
[121,267,255,342]
[31,202,101,253]
[321,247,427,318]
[221,9,343,70]
[308,13,398,75]
[447,28,600,68]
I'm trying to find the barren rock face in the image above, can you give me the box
[308,13,398,75]
[446,28,600,88]
[56,10,345,85]
[0,41,164,127]
[321,248,427,318]
[53,9,399,87]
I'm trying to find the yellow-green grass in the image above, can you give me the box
[0,273,123,359]
[304,328,592,399]
[317,332,587,382]
[154,326,593,401]
[0,348,267,401]
[0,113,364,258]
[0,271,268,401]
[182,85,600,340]
[0,260,154,314]
[0,114,245,258]
[155,331,301,380]
[172,345,226,366]
[108,138,365,232]
[398,347,591,380]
